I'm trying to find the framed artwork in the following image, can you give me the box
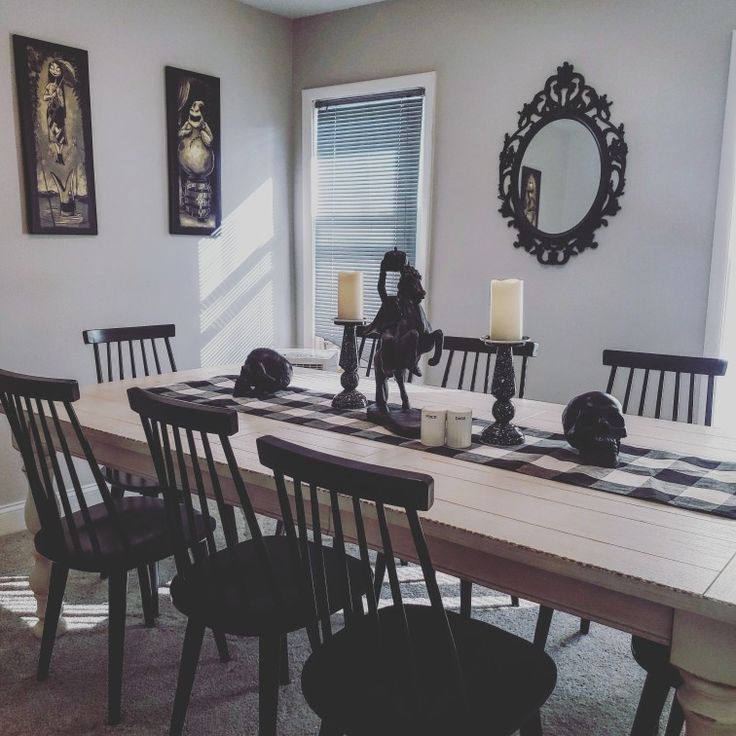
[521,165,541,229]
[12,35,98,235]
[165,66,221,235]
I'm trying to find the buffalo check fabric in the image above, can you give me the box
[149,375,736,520]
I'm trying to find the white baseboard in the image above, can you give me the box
[0,498,27,537]
[0,484,102,538]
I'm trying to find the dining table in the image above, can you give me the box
[14,365,736,736]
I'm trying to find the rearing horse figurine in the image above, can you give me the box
[365,249,443,436]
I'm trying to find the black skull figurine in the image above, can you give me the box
[233,348,293,398]
[562,391,627,468]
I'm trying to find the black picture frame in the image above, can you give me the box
[520,166,541,229]
[499,62,627,265]
[165,66,221,235]
[12,34,98,235]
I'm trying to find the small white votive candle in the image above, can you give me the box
[489,279,523,341]
[420,406,447,447]
[446,407,473,449]
[337,271,363,320]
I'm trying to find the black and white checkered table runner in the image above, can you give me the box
[148,375,736,520]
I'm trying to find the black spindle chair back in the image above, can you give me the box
[439,336,538,397]
[603,350,727,426]
[126,388,281,600]
[0,368,130,559]
[83,324,177,384]
[256,435,468,713]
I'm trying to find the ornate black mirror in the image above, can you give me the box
[499,62,627,265]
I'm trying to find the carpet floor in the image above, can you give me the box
[0,519,675,736]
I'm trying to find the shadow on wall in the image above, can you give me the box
[198,178,276,367]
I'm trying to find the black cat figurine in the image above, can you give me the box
[233,348,293,398]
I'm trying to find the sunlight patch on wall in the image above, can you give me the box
[200,252,272,333]
[201,281,275,366]
[198,178,276,366]
[198,179,274,302]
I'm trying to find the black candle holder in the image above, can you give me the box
[479,336,530,446]
[332,318,369,410]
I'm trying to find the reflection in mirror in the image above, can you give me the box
[518,118,601,235]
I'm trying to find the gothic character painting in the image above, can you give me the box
[165,67,221,235]
[521,166,541,229]
[13,35,98,234]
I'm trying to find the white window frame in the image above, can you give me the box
[297,72,437,347]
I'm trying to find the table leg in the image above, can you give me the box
[671,611,736,735]
[23,469,67,639]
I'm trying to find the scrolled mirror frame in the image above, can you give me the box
[499,62,627,265]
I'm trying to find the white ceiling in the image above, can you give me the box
[241,0,385,19]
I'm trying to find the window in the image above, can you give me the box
[299,74,436,346]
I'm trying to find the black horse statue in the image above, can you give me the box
[365,248,443,437]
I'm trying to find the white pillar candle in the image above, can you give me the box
[420,407,447,447]
[337,271,363,320]
[446,407,473,449]
[489,279,524,341]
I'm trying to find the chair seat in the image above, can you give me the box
[170,535,368,636]
[103,465,161,497]
[631,636,682,688]
[35,496,213,573]
[301,604,557,736]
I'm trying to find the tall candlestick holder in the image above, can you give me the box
[479,336,530,446]
[332,318,369,410]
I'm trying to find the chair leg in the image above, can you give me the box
[579,618,591,635]
[108,569,128,726]
[520,710,543,736]
[37,563,69,681]
[533,606,554,650]
[137,566,156,628]
[373,552,386,599]
[221,505,238,544]
[274,519,285,536]
[212,629,230,663]
[460,579,472,619]
[664,690,685,736]
[149,561,159,617]
[259,634,281,736]
[510,595,520,607]
[99,483,125,581]
[279,632,290,685]
[170,619,206,736]
[629,671,671,736]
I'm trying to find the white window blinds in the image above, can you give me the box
[313,88,425,344]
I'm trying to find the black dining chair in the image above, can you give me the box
[256,435,557,736]
[371,337,540,613]
[603,349,727,426]
[537,349,727,736]
[82,323,179,624]
[127,388,369,736]
[438,337,538,615]
[609,349,725,736]
[0,368,212,725]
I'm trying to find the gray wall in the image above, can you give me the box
[292,0,736,404]
[0,0,293,513]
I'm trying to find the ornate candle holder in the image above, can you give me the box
[479,336,530,446]
[332,319,369,410]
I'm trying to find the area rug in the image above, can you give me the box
[0,516,674,735]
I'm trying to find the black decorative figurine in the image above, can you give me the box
[233,348,292,398]
[479,338,530,446]
[332,319,368,409]
[563,391,627,468]
[364,248,443,438]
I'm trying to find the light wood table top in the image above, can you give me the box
[67,366,736,633]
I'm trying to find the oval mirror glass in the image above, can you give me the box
[518,118,601,235]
